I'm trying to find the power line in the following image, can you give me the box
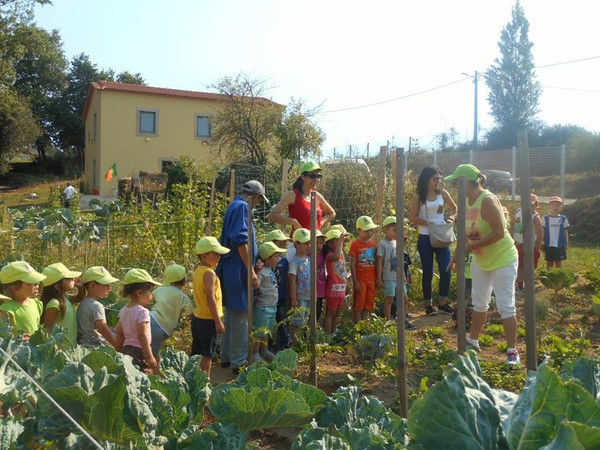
[542,85,600,94]
[536,55,600,69]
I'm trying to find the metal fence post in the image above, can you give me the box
[560,144,566,200]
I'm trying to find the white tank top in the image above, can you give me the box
[418,193,445,235]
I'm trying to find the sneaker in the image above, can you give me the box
[405,320,418,330]
[438,303,454,315]
[507,349,521,368]
[405,312,413,319]
[260,349,276,363]
[220,361,231,368]
[425,305,437,316]
[466,339,481,352]
[252,353,263,363]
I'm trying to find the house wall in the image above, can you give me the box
[85,89,222,196]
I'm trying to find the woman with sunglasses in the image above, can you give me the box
[267,161,336,259]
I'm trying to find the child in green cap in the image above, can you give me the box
[114,269,161,372]
[0,261,46,339]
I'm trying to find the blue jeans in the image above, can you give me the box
[150,316,169,357]
[417,234,451,301]
[220,309,248,368]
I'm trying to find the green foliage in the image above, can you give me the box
[539,335,590,368]
[583,264,600,291]
[486,324,505,336]
[539,269,578,298]
[479,334,494,348]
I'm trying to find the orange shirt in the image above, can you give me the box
[349,239,377,282]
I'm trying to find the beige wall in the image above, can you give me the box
[84,90,222,196]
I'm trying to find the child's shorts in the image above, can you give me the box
[121,345,148,370]
[545,247,567,262]
[516,243,540,268]
[150,316,169,357]
[354,280,376,312]
[326,296,345,312]
[291,298,310,327]
[384,280,407,297]
[191,316,217,358]
[253,305,277,336]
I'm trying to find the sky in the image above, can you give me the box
[33,0,600,158]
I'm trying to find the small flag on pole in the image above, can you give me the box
[104,163,118,181]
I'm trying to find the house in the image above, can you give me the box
[82,81,232,197]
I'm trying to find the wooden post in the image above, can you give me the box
[456,177,467,354]
[229,169,236,204]
[374,145,388,240]
[206,178,216,235]
[280,160,290,230]
[309,192,318,386]
[247,198,254,365]
[518,130,537,371]
[395,149,408,418]
[391,148,397,205]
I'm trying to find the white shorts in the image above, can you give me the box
[471,258,517,319]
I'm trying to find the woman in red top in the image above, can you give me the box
[267,161,336,232]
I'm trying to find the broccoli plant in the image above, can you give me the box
[539,269,578,299]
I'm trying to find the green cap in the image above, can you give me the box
[382,216,397,228]
[266,229,290,242]
[315,229,324,238]
[444,164,480,182]
[324,229,342,242]
[330,224,349,236]
[293,228,311,243]
[0,261,46,284]
[258,242,287,260]
[122,268,161,286]
[195,236,230,255]
[42,263,82,287]
[82,266,119,285]
[356,215,377,231]
[299,161,321,174]
[163,264,186,285]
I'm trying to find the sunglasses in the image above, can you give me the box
[306,173,323,180]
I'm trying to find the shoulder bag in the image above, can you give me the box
[426,205,456,248]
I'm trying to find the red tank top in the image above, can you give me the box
[288,188,322,231]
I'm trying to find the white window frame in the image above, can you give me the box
[195,115,211,139]
[137,108,159,136]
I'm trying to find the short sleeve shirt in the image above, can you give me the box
[0,298,42,335]
[150,286,194,336]
[77,297,107,347]
[289,255,311,301]
[45,297,77,346]
[545,215,570,248]
[273,257,289,300]
[316,253,327,298]
[119,304,150,348]
[255,266,278,307]
[349,239,377,282]
[377,239,398,281]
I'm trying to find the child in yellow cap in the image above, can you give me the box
[191,236,230,379]
[349,216,378,323]
[266,229,291,350]
[149,264,194,373]
[0,261,46,338]
[288,228,311,345]
[77,266,119,348]
[114,269,161,372]
[40,263,82,347]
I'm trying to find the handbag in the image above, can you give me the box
[426,207,456,248]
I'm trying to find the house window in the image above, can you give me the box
[161,159,175,172]
[137,109,159,136]
[196,116,211,138]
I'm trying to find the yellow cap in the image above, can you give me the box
[82,266,119,285]
[195,236,230,255]
[258,242,287,260]
[382,216,397,228]
[293,228,311,243]
[330,224,349,236]
[299,161,321,174]
[315,229,324,238]
[444,164,480,182]
[122,268,161,286]
[0,261,46,284]
[325,229,342,242]
[42,263,82,287]
[266,229,290,242]
[163,264,186,285]
[356,215,377,231]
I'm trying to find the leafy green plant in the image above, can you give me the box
[536,297,552,322]
[582,264,600,291]
[479,334,494,347]
[486,324,505,336]
[559,306,574,320]
[539,335,591,368]
[591,295,600,316]
[539,269,579,299]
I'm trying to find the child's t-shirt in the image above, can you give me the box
[349,239,377,283]
[45,297,77,345]
[288,255,311,301]
[273,256,289,301]
[77,297,108,347]
[150,285,194,336]
[316,253,326,298]
[513,208,540,244]
[119,304,150,348]
[377,238,397,282]
[255,266,278,308]
[192,265,222,320]
[325,251,347,298]
[544,215,570,248]
[0,298,42,335]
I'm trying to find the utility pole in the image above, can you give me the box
[463,71,479,148]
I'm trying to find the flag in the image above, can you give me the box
[104,163,118,181]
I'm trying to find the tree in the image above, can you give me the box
[484,0,541,149]
[210,73,323,167]
[116,71,145,85]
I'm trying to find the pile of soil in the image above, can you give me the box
[562,195,600,241]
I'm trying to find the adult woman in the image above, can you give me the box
[409,166,457,316]
[446,164,520,367]
[267,161,336,252]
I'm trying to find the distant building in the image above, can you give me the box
[82,81,273,196]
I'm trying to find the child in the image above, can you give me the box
[191,236,230,379]
[77,266,119,348]
[115,269,161,372]
[266,229,291,350]
[315,230,326,324]
[323,229,348,334]
[150,264,194,371]
[0,261,46,338]
[543,196,569,269]
[288,228,311,344]
[349,216,378,324]
[511,194,543,290]
[253,242,286,362]
[41,263,82,347]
